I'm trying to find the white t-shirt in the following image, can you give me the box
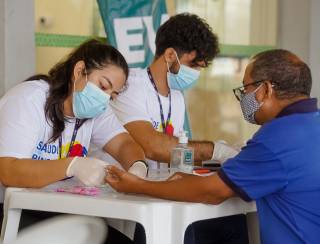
[109,68,185,168]
[0,80,126,160]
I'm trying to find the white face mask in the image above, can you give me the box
[166,51,200,90]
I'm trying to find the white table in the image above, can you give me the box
[0,181,257,244]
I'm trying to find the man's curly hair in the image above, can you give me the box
[155,13,219,67]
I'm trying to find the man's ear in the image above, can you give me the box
[73,60,86,82]
[163,48,177,65]
[265,81,274,98]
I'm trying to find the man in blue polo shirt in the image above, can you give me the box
[105,49,320,244]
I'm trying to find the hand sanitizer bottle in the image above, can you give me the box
[170,131,194,173]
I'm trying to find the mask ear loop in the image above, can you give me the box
[173,50,181,66]
[73,76,77,93]
[254,83,265,108]
[83,67,89,86]
[173,50,182,74]
[258,82,274,100]
[73,67,87,93]
[165,60,171,73]
[166,50,181,73]
[253,83,264,93]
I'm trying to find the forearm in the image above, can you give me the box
[115,140,145,170]
[0,157,71,188]
[124,121,178,163]
[136,133,213,163]
[189,140,214,162]
[104,133,146,171]
[125,121,214,163]
[137,174,227,204]
[106,165,235,203]
[144,132,178,163]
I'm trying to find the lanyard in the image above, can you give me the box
[58,119,84,159]
[147,67,172,134]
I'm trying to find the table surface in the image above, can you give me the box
[3,178,257,244]
[6,176,256,217]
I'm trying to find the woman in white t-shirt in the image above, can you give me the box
[0,39,147,188]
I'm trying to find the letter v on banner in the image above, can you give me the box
[97,0,168,68]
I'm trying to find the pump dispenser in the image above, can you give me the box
[170,131,194,173]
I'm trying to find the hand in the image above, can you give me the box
[66,157,109,186]
[105,165,144,193]
[167,172,195,181]
[212,141,240,163]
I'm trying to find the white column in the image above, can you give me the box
[277,0,310,63]
[0,0,5,96]
[250,0,277,45]
[309,0,320,100]
[0,0,35,97]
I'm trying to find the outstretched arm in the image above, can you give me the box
[105,165,235,204]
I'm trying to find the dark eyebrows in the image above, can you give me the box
[191,59,207,68]
[111,91,119,96]
[102,76,113,89]
[102,76,123,94]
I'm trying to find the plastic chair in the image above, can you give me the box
[10,215,107,244]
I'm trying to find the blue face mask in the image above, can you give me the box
[72,78,110,119]
[167,51,200,90]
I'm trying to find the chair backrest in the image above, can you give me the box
[11,215,107,244]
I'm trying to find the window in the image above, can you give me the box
[35,0,277,145]
[176,0,277,144]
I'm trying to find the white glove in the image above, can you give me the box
[128,160,148,179]
[66,157,109,186]
[212,141,240,164]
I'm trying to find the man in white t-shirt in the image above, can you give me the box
[108,13,248,244]
[110,13,238,168]
[108,67,185,169]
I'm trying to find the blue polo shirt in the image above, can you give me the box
[218,98,320,244]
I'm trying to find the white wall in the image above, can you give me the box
[277,0,320,101]
[0,0,5,97]
[277,0,310,63]
[0,0,35,97]
[34,0,95,73]
[310,0,320,100]
[250,0,277,45]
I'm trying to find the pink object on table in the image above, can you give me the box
[56,186,101,196]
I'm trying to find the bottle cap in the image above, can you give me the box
[178,131,188,144]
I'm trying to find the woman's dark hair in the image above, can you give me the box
[251,49,312,99]
[25,39,129,143]
[155,13,219,67]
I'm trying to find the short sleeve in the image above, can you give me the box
[110,71,151,125]
[0,97,42,158]
[90,107,126,148]
[218,140,288,201]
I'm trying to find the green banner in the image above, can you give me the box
[97,0,168,68]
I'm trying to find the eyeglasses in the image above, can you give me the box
[232,80,265,101]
